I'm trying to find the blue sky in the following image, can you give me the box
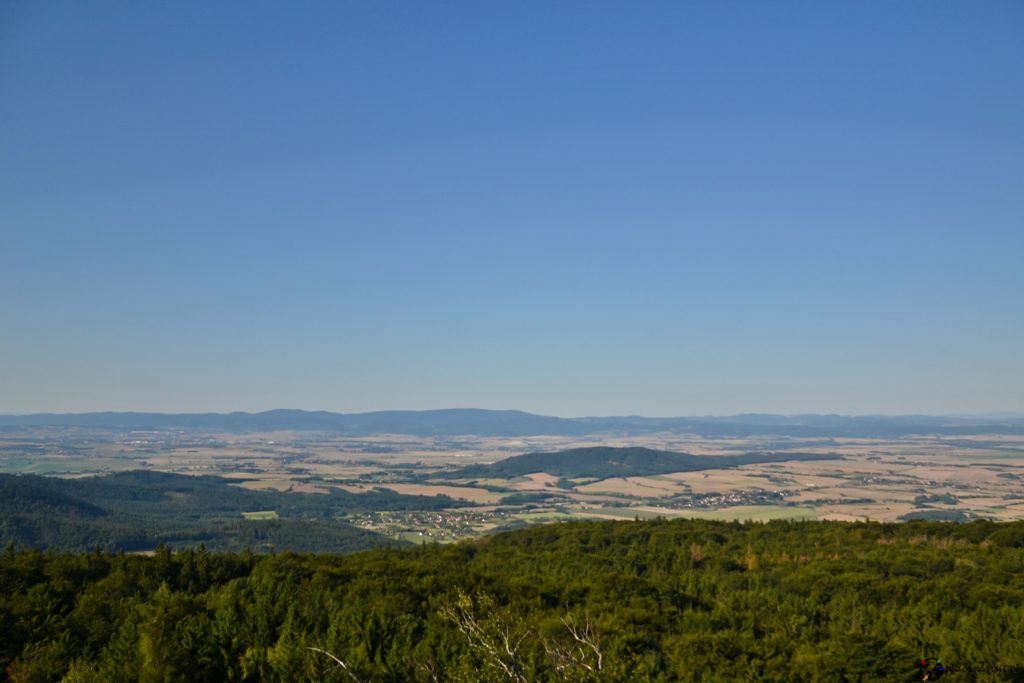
[2,1,1022,416]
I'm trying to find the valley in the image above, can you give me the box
[3,417,1023,550]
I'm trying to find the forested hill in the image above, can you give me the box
[0,471,464,553]
[441,446,841,480]
[2,518,1023,682]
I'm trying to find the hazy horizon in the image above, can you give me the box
[3,2,1022,417]
[2,406,1023,422]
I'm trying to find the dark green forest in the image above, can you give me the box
[0,472,463,553]
[440,446,840,480]
[3,518,1024,682]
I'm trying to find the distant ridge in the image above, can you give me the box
[0,409,580,436]
[1,409,1023,437]
[439,446,842,480]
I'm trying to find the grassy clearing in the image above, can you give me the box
[570,505,816,522]
[241,510,279,520]
[506,472,563,490]
[513,511,577,522]
[570,508,667,521]
[234,479,294,492]
[577,476,683,498]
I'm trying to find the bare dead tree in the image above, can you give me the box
[544,611,603,675]
[306,646,364,683]
[564,612,603,671]
[416,657,441,683]
[439,590,530,683]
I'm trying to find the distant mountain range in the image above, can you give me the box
[2,408,1024,437]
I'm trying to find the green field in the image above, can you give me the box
[573,504,816,522]
[241,510,279,520]
[513,511,578,522]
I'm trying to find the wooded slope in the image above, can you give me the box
[442,446,840,480]
[0,471,463,552]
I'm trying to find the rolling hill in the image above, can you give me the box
[439,446,842,480]
[0,470,466,552]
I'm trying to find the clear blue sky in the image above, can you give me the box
[2,1,1022,416]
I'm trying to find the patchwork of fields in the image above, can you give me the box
[2,427,1023,542]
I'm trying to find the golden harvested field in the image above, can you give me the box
[3,428,1024,528]
[577,476,684,498]
[232,479,332,494]
[506,472,563,490]
[660,470,775,493]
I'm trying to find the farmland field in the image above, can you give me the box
[2,426,1024,540]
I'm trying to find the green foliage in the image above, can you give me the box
[914,493,959,506]
[0,472,469,553]
[441,446,841,480]
[498,492,560,505]
[2,519,1024,681]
